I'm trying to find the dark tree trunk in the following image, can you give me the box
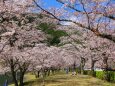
[80,57,86,74]
[10,59,18,86]
[47,69,50,76]
[91,64,96,77]
[38,71,40,77]
[19,67,26,86]
[11,68,18,86]
[73,62,76,72]
[72,62,76,75]
[41,69,45,86]
[69,67,71,72]
[51,68,55,74]
[102,52,110,82]
[91,59,97,77]
[65,67,69,74]
[19,70,25,86]
[19,73,24,86]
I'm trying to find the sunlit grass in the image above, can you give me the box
[9,72,115,86]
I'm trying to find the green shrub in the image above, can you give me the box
[96,71,104,79]
[84,70,92,75]
[96,71,115,82]
[105,71,115,82]
[83,70,88,75]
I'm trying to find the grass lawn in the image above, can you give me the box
[9,72,115,86]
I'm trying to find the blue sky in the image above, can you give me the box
[41,0,81,13]
[41,0,84,12]
[41,0,115,11]
[42,0,62,8]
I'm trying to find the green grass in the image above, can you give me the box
[9,72,115,86]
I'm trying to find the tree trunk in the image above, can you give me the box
[72,62,76,75]
[65,67,69,74]
[103,64,110,81]
[102,52,110,82]
[91,59,97,77]
[10,60,18,86]
[41,69,45,86]
[11,68,18,86]
[51,68,54,75]
[80,57,85,75]
[44,69,47,77]
[73,62,76,72]
[80,65,84,75]
[19,71,24,86]
[19,68,26,86]
[47,69,50,76]
[38,71,40,77]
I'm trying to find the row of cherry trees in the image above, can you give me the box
[0,0,115,86]
[59,25,115,77]
[33,0,115,81]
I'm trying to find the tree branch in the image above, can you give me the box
[56,0,115,20]
[33,0,115,43]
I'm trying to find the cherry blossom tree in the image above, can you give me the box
[59,24,115,77]
[33,0,115,42]
[0,12,45,86]
[0,46,35,86]
[23,44,65,86]
[0,0,115,85]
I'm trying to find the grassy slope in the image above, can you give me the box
[9,72,115,86]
